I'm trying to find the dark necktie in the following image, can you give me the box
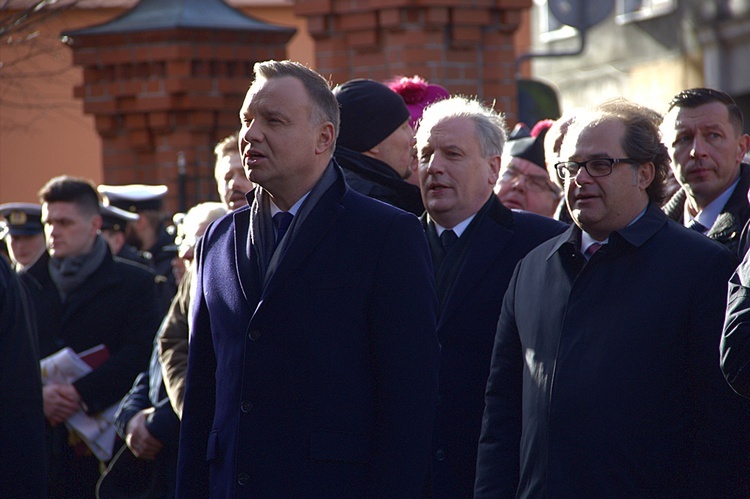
[440,229,458,253]
[584,242,603,260]
[273,212,294,250]
[686,219,708,234]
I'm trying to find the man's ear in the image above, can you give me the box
[637,161,655,191]
[487,155,502,185]
[737,133,750,164]
[92,214,103,232]
[316,122,336,155]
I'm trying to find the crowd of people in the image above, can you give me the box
[3,59,750,498]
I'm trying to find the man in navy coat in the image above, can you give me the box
[176,60,440,497]
[475,100,750,497]
[415,96,565,497]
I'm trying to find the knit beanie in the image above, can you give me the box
[334,79,411,153]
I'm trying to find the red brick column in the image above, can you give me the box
[295,0,531,120]
[66,28,292,213]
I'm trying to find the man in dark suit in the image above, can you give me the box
[22,176,160,497]
[176,60,439,498]
[475,100,750,497]
[661,88,750,256]
[415,96,565,497]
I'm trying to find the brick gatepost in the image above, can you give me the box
[62,0,295,213]
[295,0,531,121]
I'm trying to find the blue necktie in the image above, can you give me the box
[273,212,294,250]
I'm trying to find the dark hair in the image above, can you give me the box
[253,60,340,146]
[668,87,744,134]
[38,176,100,217]
[597,98,670,204]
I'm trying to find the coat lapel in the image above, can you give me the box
[61,257,119,324]
[437,199,514,330]
[233,204,260,307]
[258,177,346,305]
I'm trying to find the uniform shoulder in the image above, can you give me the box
[112,255,158,280]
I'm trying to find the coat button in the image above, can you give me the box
[237,472,249,486]
[247,328,261,340]
[240,400,253,413]
[435,449,445,461]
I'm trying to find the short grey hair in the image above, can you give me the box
[416,96,507,158]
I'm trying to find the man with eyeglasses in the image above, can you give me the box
[475,100,750,497]
[494,130,563,218]
[661,88,750,257]
[416,96,565,498]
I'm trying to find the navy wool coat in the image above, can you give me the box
[475,203,750,498]
[176,166,440,498]
[424,195,566,499]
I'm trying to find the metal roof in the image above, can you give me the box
[63,0,295,37]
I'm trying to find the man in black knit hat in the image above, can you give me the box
[333,78,424,215]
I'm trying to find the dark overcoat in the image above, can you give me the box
[0,257,47,497]
[475,203,750,498]
[423,196,566,498]
[176,167,440,498]
[22,247,160,496]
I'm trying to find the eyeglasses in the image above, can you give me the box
[500,167,558,194]
[555,158,639,179]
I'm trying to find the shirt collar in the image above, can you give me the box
[686,176,740,230]
[270,192,310,217]
[548,203,664,260]
[432,213,477,238]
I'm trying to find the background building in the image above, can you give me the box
[0,0,532,211]
[531,0,750,132]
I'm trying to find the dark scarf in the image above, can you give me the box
[250,162,338,287]
[334,146,424,216]
[48,235,108,302]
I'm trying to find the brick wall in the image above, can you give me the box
[67,28,292,213]
[296,0,532,121]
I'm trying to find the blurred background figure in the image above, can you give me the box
[544,113,577,223]
[99,204,149,266]
[159,132,246,419]
[98,184,177,315]
[387,75,450,186]
[494,129,562,218]
[213,132,253,211]
[386,75,449,130]
[0,202,46,272]
[169,203,226,284]
[105,201,226,499]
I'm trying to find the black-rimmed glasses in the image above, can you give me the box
[555,158,639,179]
